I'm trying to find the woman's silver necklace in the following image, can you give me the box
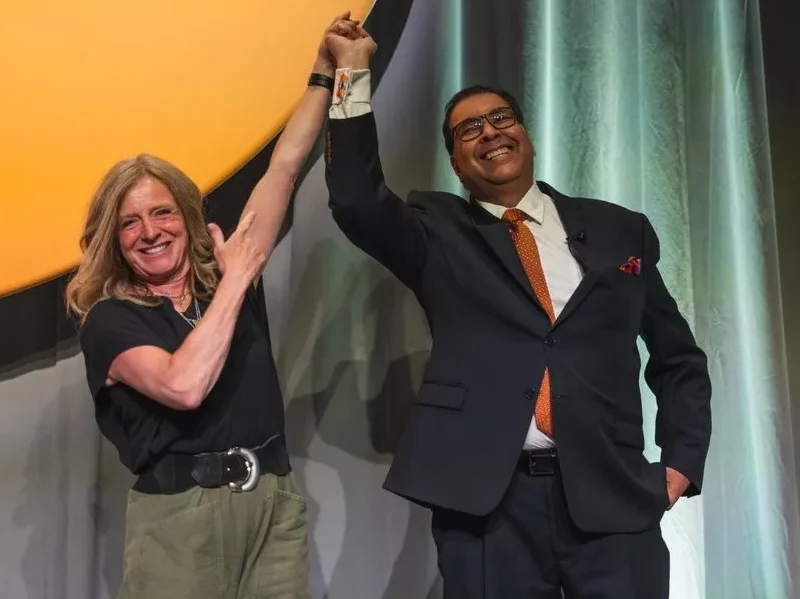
[146,287,200,328]
[178,297,202,329]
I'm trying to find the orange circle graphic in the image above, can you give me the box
[0,1,373,296]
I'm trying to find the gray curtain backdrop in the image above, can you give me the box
[1,1,797,598]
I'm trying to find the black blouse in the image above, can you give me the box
[79,286,285,474]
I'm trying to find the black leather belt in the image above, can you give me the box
[133,434,291,495]
[517,448,558,476]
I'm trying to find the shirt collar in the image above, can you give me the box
[476,183,546,224]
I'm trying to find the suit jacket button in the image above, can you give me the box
[544,335,556,347]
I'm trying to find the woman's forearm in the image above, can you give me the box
[162,276,248,408]
[163,66,336,405]
[241,60,333,257]
[270,65,333,174]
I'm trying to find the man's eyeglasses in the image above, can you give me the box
[452,107,518,143]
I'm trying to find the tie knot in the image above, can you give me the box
[502,208,528,224]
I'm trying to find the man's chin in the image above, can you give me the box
[478,160,525,180]
[482,172,526,188]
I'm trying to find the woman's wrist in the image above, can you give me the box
[308,72,334,92]
[216,270,251,302]
[311,55,335,79]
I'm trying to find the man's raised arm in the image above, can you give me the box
[324,27,429,292]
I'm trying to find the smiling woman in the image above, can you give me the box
[117,179,191,282]
[61,13,365,597]
[66,156,216,319]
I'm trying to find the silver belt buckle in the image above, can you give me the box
[227,447,260,492]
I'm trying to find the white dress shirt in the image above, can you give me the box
[477,188,584,448]
[329,69,584,449]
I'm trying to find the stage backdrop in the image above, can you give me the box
[1,1,798,598]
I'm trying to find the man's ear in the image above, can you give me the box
[451,158,467,188]
[450,154,461,179]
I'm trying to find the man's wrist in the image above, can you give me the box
[335,52,370,70]
[331,68,371,107]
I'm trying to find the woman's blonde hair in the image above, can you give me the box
[66,154,219,321]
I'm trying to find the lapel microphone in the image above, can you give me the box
[567,230,588,272]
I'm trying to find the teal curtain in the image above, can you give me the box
[428,1,797,597]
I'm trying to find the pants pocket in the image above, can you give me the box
[657,463,670,511]
[121,500,223,598]
[255,476,311,598]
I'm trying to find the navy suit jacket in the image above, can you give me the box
[325,113,711,533]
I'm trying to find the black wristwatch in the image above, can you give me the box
[308,73,334,92]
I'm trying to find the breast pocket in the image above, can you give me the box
[589,267,645,328]
[415,382,466,410]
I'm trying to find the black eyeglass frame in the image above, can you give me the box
[451,107,519,143]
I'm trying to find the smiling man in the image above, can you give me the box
[324,27,711,599]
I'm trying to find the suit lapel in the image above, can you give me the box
[466,183,610,329]
[466,199,547,316]
[543,183,603,326]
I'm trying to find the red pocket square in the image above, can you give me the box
[619,256,641,276]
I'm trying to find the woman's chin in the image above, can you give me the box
[135,260,183,283]
[127,245,189,284]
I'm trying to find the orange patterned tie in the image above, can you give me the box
[502,208,555,437]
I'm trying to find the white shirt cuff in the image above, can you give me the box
[329,69,373,119]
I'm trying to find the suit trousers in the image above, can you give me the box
[431,467,669,599]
